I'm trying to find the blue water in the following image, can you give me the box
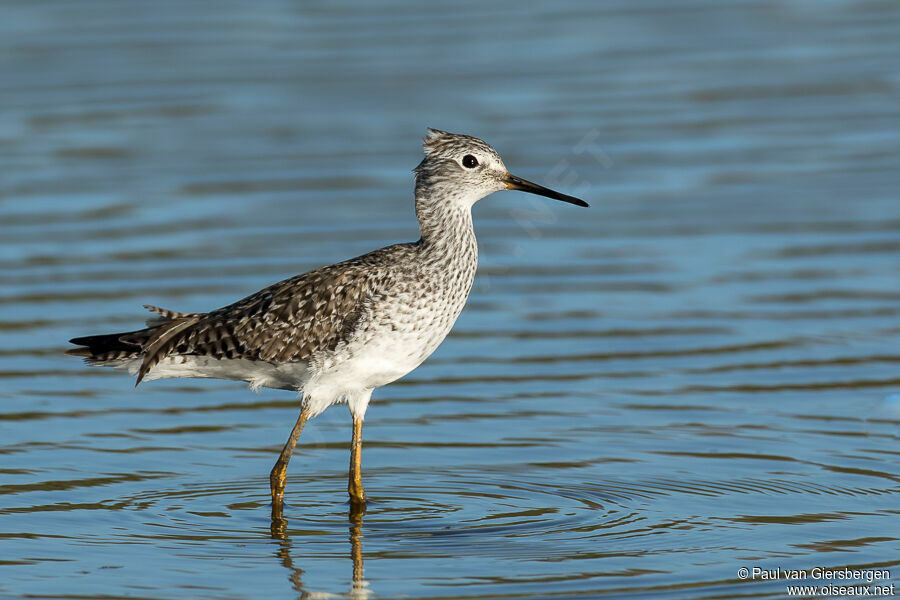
[1,1,898,598]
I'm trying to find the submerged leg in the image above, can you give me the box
[349,508,365,591]
[270,406,311,520]
[348,414,367,511]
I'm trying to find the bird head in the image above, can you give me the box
[413,128,588,209]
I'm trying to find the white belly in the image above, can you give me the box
[129,355,312,392]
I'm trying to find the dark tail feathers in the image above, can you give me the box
[66,330,148,362]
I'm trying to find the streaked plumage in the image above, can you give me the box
[67,128,587,515]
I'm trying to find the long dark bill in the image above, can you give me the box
[504,173,589,207]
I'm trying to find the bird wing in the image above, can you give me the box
[143,304,203,326]
[133,246,409,384]
[207,261,376,363]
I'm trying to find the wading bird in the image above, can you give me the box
[67,129,588,518]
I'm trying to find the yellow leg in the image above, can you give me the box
[348,415,367,512]
[270,407,311,521]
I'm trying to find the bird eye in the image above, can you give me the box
[462,154,479,169]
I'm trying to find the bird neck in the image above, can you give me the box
[414,190,477,255]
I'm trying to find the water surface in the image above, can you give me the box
[1,1,899,598]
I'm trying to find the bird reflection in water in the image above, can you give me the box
[271,504,370,599]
